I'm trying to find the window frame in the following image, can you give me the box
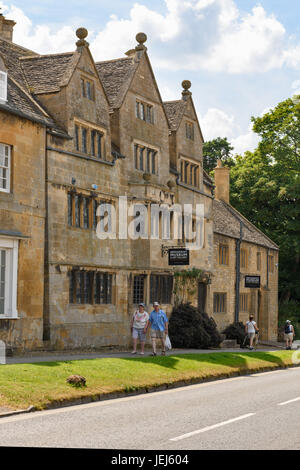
[0,71,7,102]
[0,237,18,319]
[0,143,11,193]
[136,99,154,124]
[150,274,173,305]
[213,292,227,314]
[219,244,229,265]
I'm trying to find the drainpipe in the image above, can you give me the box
[234,221,243,323]
[266,248,269,289]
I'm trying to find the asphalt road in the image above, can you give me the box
[0,367,300,450]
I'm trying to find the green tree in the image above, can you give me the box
[229,96,300,305]
[203,137,234,173]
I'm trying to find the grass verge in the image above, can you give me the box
[0,350,297,411]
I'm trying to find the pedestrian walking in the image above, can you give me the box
[284,320,295,350]
[149,302,168,356]
[245,315,259,350]
[130,303,149,355]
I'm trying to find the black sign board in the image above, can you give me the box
[168,248,190,266]
[245,275,260,288]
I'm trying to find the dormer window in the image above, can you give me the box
[0,71,7,102]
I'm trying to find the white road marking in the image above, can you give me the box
[278,397,300,406]
[170,413,256,441]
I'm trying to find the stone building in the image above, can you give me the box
[0,13,278,352]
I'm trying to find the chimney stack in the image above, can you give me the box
[214,159,230,204]
[0,12,16,42]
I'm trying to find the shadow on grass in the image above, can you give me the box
[119,350,287,370]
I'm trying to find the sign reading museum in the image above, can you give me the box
[245,275,260,288]
[168,248,190,266]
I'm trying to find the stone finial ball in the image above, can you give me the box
[136,32,147,44]
[182,80,192,90]
[76,27,88,40]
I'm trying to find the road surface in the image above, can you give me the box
[0,367,300,450]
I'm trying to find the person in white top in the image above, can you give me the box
[245,315,259,350]
[130,303,149,355]
[284,320,295,350]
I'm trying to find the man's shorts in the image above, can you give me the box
[151,329,165,339]
[284,333,293,341]
[132,327,146,342]
[248,332,255,340]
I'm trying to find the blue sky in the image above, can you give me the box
[1,0,300,154]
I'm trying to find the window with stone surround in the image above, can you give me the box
[69,269,113,305]
[0,143,10,193]
[180,158,199,188]
[0,71,7,102]
[68,193,111,231]
[133,275,146,304]
[213,293,227,313]
[134,143,157,174]
[136,100,154,124]
[257,252,261,271]
[185,121,194,140]
[240,248,248,269]
[239,293,249,313]
[150,274,173,304]
[74,123,105,160]
[81,77,94,101]
[219,244,229,265]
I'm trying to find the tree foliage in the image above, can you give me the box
[203,137,234,173]
[229,96,300,305]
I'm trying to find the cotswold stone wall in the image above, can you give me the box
[0,111,45,351]
[211,234,278,340]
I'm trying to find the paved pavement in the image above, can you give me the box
[0,367,299,449]
[4,344,282,364]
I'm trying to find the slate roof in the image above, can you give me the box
[213,199,278,250]
[163,100,186,131]
[0,37,37,89]
[95,57,138,108]
[20,51,80,94]
[3,76,64,130]
[0,37,68,135]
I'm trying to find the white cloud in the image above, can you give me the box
[0,2,76,53]
[231,126,260,155]
[200,107,259,155]
[1,0,300,74]
[200,107,237,140]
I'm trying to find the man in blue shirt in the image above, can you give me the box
[149,302,168,356]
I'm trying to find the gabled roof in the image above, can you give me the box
[213,199,278,250]
[95,56,138,108]
[0,37,37,89]
[19,51,80,94]
[0,76,68,135]
[163,96,204,142]
[163,100,186,131]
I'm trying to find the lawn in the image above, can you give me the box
[0,350,297,411]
